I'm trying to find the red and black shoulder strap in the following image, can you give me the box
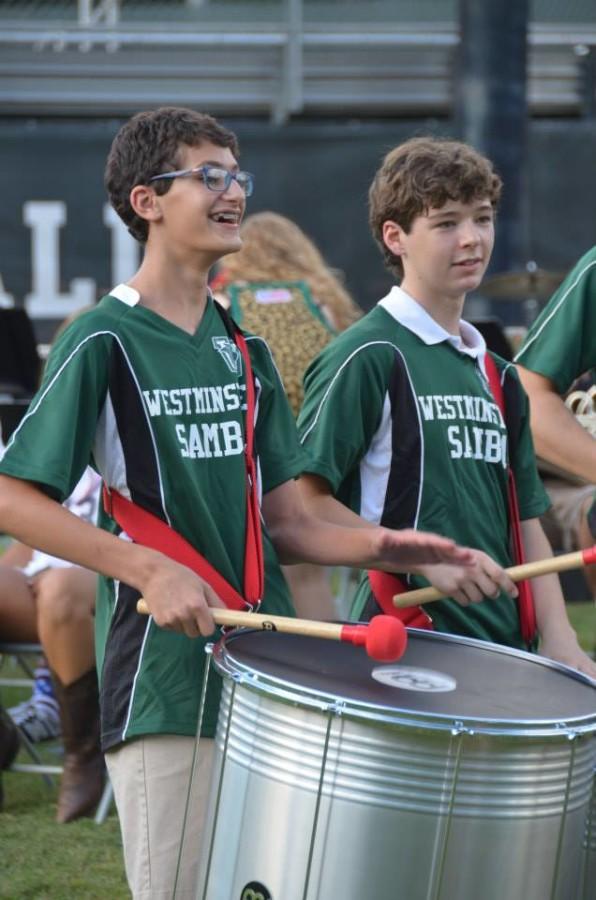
[103,298,264,612]
[484,354,537,647]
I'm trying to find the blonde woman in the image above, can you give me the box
[214,211,362,618]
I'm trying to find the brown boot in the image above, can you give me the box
[52,668,104,824]
[0,705,21,810]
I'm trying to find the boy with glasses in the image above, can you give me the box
[0,109,472,896]
[298,136,595,678]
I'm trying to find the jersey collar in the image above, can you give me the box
[378,285,488,378]
[110,283,140,306]
[109,284,216,308]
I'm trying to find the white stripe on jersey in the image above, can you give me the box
[95,390,129,501]
[359,392,392,525]
[122,607,154,743]
[513,258,596,361]
[300,340,397,442]
[8,329,172,528]
[301,340,425,574]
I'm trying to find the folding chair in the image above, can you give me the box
[0,641,60,785]
[0,640,114,821]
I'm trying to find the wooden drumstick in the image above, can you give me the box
[136,600,408,662]
[393,544,596,608]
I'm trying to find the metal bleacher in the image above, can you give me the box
[0,0,594,122]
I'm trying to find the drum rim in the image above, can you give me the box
[212,628,596,737]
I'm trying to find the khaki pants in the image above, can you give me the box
[106,735,215,899]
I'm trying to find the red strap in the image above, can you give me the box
[103,322,264,612]
[367,569,434,630]
[484,355,537,644]
[208,270,231,292]
[103,486,247,611]
[234,329,265,606]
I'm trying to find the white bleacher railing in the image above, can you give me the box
[78,0,120,27]
[0,1,594,121]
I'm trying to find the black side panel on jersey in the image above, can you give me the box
[108,341,165,520]
[99,582,146,751]
[501,365,524,465]
[380,352,422,530]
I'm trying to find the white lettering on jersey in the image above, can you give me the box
[220,421,244,455]
[202,423,223,458]
[176,421,242,459]
[447,424,507,467]
[417,393,503,426]
[142,383,245,417]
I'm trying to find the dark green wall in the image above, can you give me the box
[1,116,595,337]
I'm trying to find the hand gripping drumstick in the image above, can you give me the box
[393,544,596,609]
[136,601,407,663]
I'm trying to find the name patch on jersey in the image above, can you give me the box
[417,393,508,467]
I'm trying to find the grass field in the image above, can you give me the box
[1,602,594,898]
[567,601,596,657]
[1,680,128,900]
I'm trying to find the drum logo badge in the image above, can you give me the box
[240,882,272,900]
[372,666,457,693]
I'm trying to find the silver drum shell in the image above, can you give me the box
[197,631,596,900]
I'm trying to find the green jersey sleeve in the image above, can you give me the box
[0,322,111,501]
[247,335,309,494]
[297,338,391,495]
[515,246,596,393]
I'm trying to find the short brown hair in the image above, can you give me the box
[104,106,240,243]
[368,136,502,279]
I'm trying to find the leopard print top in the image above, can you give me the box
[226,281,335,418]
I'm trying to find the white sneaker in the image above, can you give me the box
[9,665,62,742]
[9,696,61,743]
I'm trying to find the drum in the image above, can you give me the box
[580,768,596,899]
[196,629,596,900]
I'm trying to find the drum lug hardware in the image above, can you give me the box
[204,643,214,658]
[451,720,472,736]
[555,722,578,741]
[329,700,346,716]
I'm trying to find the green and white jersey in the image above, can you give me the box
[298,286,549,650]
[0,285,307,749]
[515,245,596,390]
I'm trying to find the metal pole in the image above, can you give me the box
[273,0,303,124]
[455,0,530,276]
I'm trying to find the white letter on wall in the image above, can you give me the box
[24,201,95,318]
[103,204,140,287]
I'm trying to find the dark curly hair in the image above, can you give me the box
[368,136,502,279]
[104,107,240,243]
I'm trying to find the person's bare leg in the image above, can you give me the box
[282,563,338,621]
[0,541,33,570]
[34,567,96,685]
[0,567,38,642]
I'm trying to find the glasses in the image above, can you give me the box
[148,165,254,197]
